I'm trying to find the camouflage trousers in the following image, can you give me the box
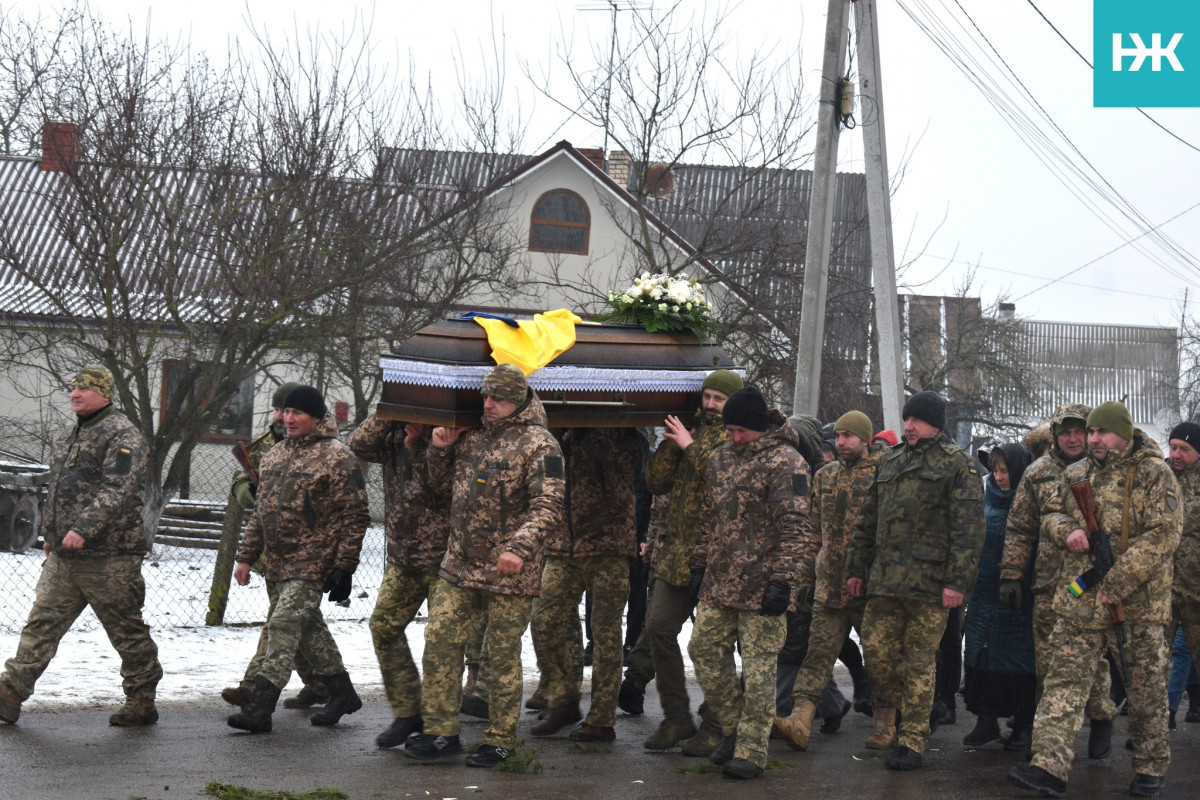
[421,579,533,749]
[861,596,948,753]
[1169,599,1200,673]
[532,556,629,726]
[240,579,320,692]
[795,600,865,706]
[370,563,439,717]
[1033,596,1114,720]
[688,603,786,768]
[257,579,345,688]
[1032,616,1170,781]
[1,553,162,702]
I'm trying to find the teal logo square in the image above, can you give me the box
[1094,0,1200,107]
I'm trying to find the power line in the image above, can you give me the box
[1024,0,1200,154]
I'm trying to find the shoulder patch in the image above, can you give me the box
[792,473,809,496]
[1167,487,1179,512]
[115,445,133,475]
[968,464,979,476]
[545,454,564,479]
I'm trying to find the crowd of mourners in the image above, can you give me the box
[1,363,1197,797]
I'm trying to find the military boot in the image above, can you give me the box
[221,684,253,708]
[531,701,582,737]
[227,675,281,733]
[865,707,898,750]
[109,698,158,726]
[525,675,549,711]
[0,683,22,724]
[680,717,724,757]
[775,698,816,751]
[851,668,873,716]
[643,716,697,750]
[310,672,362,726]
[282,681,329,709]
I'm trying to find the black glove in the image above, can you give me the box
[998,579,1022,612]
[688,569,705,607]
[760,581,791,616]
[324,568,353,603]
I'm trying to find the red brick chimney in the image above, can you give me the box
[41,122,81,172]
[576,147,605,171]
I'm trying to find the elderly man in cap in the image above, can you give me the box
[227,385,369,734]
[636,368,743,751]
[405,363,565,767]
[1010,402,1180,798]
[846,390,985,770]
[0,364,162,726]
[221,381,330,712]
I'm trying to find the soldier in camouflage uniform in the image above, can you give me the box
[846,390,984,771]
[404,364,565,768]
[685,386,815,780]
[0,364,163,727]
[349,414,451,748]
[529,427,643,741]
[1009,402,1181,799]
[221,382,330,712]
[227,386,369,734]
[641,368,742,750]
[999,403,1117,758]
[1166,422,1200,688]
[778,410,881,750]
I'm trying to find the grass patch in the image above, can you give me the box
[567,743,612,754]
[764,759,797,770]
[202,782,348,800]
[493,749,544,774]
[673,764,723,774]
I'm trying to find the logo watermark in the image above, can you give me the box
[1094,1,1199,107]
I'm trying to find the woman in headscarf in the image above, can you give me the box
[962,442,1036,751]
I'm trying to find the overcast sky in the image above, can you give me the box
[12,0,1200,329]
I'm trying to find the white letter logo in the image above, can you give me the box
[1112,33,1185,72]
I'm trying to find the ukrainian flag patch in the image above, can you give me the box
[115,446,132,474]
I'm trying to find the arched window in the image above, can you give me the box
[530,190,589,254]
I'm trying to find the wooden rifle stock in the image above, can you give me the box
[1068,479,1101,538]
[232,442,259,487]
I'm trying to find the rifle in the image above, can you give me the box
[1067,478,1133,691]
[232,442,259,489]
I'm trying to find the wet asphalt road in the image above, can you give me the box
[2,681,1199,800]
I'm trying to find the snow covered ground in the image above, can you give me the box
[0,528,698,711]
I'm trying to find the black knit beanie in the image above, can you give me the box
[1170,421,1200,451]
[901,390,947,432]
[283,385,327,420]
[722,386,769,432]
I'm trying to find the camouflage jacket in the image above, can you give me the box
[689,412,815,611]
[644,413,729,586]
[43,405,149,558]
[545,427,643,560]
[349,414,451,569]
[230,426,283,505]
[1043,431,1181,627]
[237,414,369,582]
[1172,460,1200,607]
[846,432,985,602]
[998,448,1080,593]
[425,391,565,597]
[810,444,882,608]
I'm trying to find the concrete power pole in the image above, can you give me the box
[792,0,850,417]
[792,0,905,431]
[855,0,906,432]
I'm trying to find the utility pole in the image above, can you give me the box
[855,0,906,432]
[792,0,850,417]
[792,0,905,431]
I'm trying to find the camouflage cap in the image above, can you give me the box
[72,364,113,398]
[481,363,528,405]
[271,381,302,410]
[1050,402,1091,436]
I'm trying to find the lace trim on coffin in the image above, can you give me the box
[379,356,739,393]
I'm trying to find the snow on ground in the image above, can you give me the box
[0,528,699,712]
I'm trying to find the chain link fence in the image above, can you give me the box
[0,439,388,635]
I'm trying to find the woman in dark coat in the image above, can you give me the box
[962,442,1035,750]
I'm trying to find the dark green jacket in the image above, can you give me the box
[846,433,985,602]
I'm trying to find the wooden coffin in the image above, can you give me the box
[378,319,741,428]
